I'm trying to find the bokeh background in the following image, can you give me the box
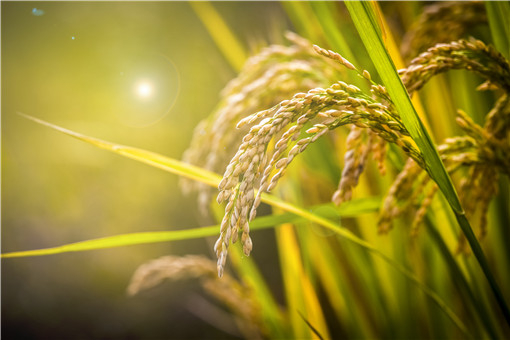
[2,2,290,338]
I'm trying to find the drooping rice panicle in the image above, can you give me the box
[181,33,343,213]
[213,42,430,275]
[410,180,439,236]
[378,158,423,233]
[332,125,372,205]
[192,31,510,275]
[400,39,510,95]
[370,131,388,175]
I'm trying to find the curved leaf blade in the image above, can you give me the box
[14,113,469,334]
[344,1,510,326]
[344,1,462,213]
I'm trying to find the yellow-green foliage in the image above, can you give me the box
[4,1,510,339]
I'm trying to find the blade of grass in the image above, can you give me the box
[345,1,510,325]
[485,1,510,60]
[297,311,324,340]
[282,2,325,47]
[17,112,221,187]
[1,228,218,258]
[345,1,461,213]
[189,1,247,72]
[17,113,469,335]
[230,245,290,339]
[1,197,381,259]
[425,216,502,339]
[276,223,330,339]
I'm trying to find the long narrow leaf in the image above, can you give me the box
[16,113,469,334]
[190,1,247,72]
[1,198,381,259]
[1,228,219,258]
[485,1,510,60]
[230,245,289,338]
[17,112,221,187]
[345,1,461,213]
[345,1,510,326]
[276,223,330,339]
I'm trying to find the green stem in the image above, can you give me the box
[456,212,510,325]
[426,216,500,339]
[264,195,471,337]
[485,1,510,60]
[345,1,510,326]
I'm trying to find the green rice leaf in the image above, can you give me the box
[16,112,221,188]
[189,1,247,71]
[15,113,469,334]
[344,1,462,213]
[1,197,381,259]
[230,245,289,338]
[485,1,510,60]
[1,228,219,258]
[344,1,510,326]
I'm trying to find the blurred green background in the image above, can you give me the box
[2,2,289,338]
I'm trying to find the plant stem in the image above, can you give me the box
[455,212,510,325]
[345,1,510,326]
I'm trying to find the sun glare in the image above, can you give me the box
[136,82,153,98]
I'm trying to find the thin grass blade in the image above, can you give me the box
[190,1,247,71]
[485,1,510,60]
[1,228,220,258]
[345,1,510,325]
[297,311,325,340]
[17,112,221,187]
[276,223,330,339]
[344,1,461,212]
[1,197,381,259]
[230,245,289,339]
[16,113,469,333]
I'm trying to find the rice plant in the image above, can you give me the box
[3,1,510,339]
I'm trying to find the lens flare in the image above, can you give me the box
[136,82,153,98]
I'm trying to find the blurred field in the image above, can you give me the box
[1,2,286,338]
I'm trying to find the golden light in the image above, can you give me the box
[136,81,153,98]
